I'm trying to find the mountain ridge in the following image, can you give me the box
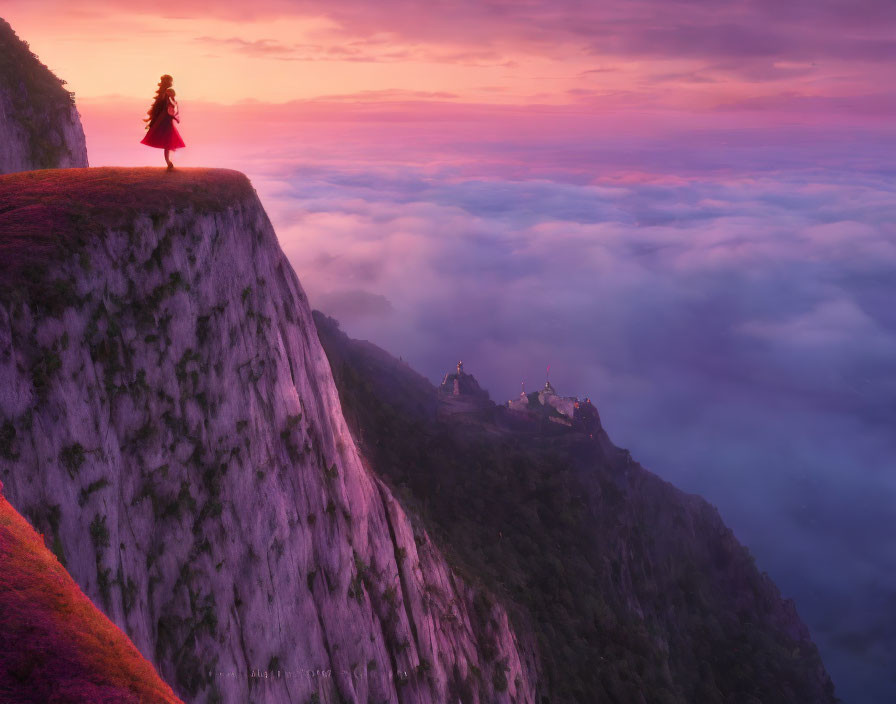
[313,310,839,703]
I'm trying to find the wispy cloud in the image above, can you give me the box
[193,34,513,65]
[7,0,896,107]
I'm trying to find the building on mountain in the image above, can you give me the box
[506,376,602,435]
[437,360,492,417]
[440,360,490,399]
[537,379,576,419]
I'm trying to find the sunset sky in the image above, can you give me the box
[7,0,896,111]
[4,2,896,702]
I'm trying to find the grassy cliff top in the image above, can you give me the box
[0,484,183,702]
[0,167,256,278]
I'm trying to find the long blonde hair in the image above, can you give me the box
[143,74,173,127]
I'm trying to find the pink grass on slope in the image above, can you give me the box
[0,482,184,703]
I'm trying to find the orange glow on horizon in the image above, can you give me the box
[2,3,876,113]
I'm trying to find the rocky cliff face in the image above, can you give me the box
[0,18,88,173]
[0,168,538,704]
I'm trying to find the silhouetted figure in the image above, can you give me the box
[140,74,185,170]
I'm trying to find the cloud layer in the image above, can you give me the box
[188,108,896,704]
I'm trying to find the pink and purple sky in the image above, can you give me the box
[4,2,896,701]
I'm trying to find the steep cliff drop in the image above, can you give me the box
[0,481,184,704]
[0,168,539,704]
[0,18,89,173]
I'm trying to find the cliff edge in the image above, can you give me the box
[0,167,538,703]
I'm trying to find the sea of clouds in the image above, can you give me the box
[85,100,896,702]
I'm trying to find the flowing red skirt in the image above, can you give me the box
[140,114,185,150]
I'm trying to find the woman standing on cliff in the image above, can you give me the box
[140,74,185,170]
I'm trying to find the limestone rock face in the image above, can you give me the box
[0,168,537,704]
[0,18,89,174]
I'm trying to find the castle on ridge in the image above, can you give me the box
[438,361,600,435]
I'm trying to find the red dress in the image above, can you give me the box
[140,98,185,150]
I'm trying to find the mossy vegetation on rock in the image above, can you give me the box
[0,170,537,704]
[0,18,88,171]
[0,167,257,309]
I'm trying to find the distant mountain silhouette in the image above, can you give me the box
[314,310,838,703]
